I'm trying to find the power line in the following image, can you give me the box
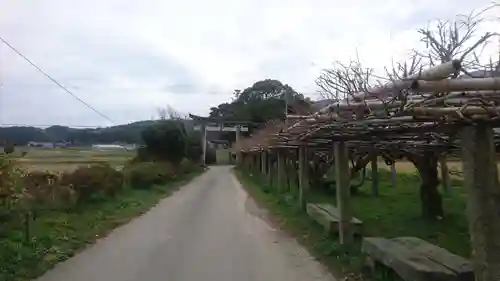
[0,36,116,125]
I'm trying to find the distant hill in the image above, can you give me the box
[0,120,160,146]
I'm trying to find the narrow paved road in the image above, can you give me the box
[36,166,335,281]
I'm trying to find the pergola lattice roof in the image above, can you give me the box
[234,60,500,155]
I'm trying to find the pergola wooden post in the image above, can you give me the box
[277,149,285,192]
[461,124,500,281]
[252,151,260,174]
[267,150,272,186]
[285,156,292,192]
[240,152,245,168]
[261,150,267,177]
[298,146,309,209]
[390,163,397,187]
[334,141,353,245]
[370,146,379,196]
[247,153,251,170]
[256,151,262,175]
[439,156,450,194]
[290,152,299,194]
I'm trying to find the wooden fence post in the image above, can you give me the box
[298,146,309,209]
[439,156,450,194]
[334,141,352,245]
[461,124,500,281]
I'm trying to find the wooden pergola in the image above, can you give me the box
[234,60,500,281]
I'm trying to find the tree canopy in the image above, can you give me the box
[209,79,311,124]
[141,120,187,165]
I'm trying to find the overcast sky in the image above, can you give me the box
[0,0,498,127]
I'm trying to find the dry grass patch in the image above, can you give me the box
[13,148,134,172]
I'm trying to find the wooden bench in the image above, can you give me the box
[362,237,473,281]
[306,203,363,235]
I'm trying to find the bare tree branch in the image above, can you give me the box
[156,105,189,136]
[416,5,499,73]
[157,107,167,120]
[157,105,187,120]
[315,59,374,103]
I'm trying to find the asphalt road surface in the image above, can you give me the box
[36,166,335,281]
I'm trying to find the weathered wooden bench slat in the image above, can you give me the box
[362,237,473,281]
[392,237,473,277]
[315,204,363,224]
[306,203,362,235]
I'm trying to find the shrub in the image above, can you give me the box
[23,171,58,201]
[3,144,14,155]
[61,164,123,203]
[101,166,124,197]
[0,155,24,221]
[205,148,217,165]
[141,120,186,164]
[124,162,175,189]
[23,171,57,186]
[132,147,154,163]
[22,171,76,209]
[178,158,198,174]
[185,133,202,162]
[0,155,17,198]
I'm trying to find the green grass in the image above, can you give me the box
[317,171,469,256]
[15,147,135,159]
[234,168,470,281]
[234,169,366,280]
[0,170,204,281]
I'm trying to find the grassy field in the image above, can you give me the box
[12,147,135,172]
[379,158,500,180]
[378,160,460,174]
[235,168,469,281]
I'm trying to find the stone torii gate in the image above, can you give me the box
[189,114,252,165]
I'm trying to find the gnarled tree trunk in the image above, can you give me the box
[408,152,443,219]
[307,158,325,190]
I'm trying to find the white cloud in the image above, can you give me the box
[0,0,498,127]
